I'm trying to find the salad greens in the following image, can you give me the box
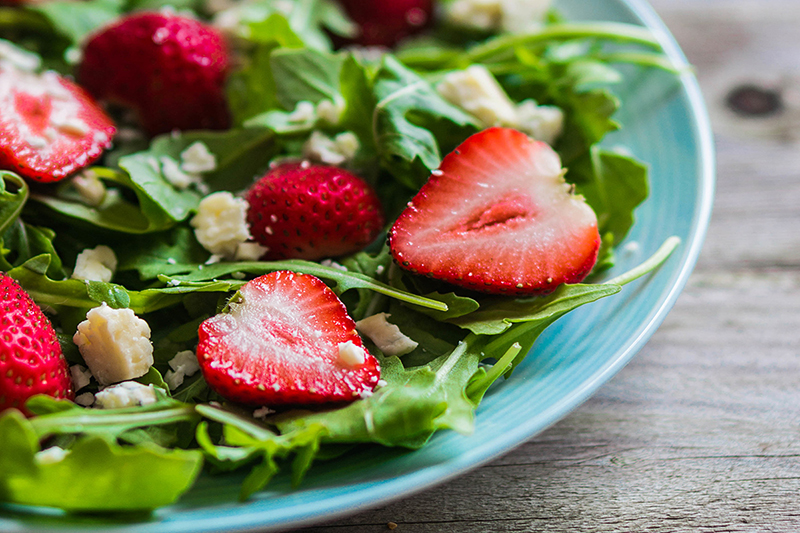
[0,0,679,513]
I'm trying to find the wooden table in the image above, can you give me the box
[297,1,800,531]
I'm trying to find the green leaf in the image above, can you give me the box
[0,410,203,511]
[372,55,480,188]
[0,172,27,236]
[162,259,449,312]
[271,48,344,109]
[576,147,650,245]
[276,337,487,448]
[28,0,124,45]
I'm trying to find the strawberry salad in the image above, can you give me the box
[0,0,678,512]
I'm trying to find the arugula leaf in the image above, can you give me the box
[161,258,449,312]
[0,172,27,236]
[372,55,480,189]
[27,0,123,45]
[0,409,202,511]
[1,220,65,279]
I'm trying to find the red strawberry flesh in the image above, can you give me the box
[389,127,601,295]
[246,162,385,261]
[197,271,380,406]
[1,273,74,416]
[0,67,116,182]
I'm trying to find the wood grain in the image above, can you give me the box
[293,1,800,531]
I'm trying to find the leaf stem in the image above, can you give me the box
[605,236,681,287]
[30,405,198,439]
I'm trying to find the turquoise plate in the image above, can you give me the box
[0,0,714,531]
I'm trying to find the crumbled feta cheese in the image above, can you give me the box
[164,350,200,390]
[73,303,154,386]
[320,259,348,271]
[235,242,269,261]
[191,192,251,257]
[437,65,519,127]
[445,0,551,33]
[515,100,564,145]
[377,379,388,388]
[316,98,346,124]
[356,313,418,356]
[337,341,367,368]
[253,406,275,419]
[71,245,117,283]
[160,156,196,189]
[303,130,360,165]
[375,264,385,275]
[95,381,157,409]
[74,392,95,406]
[71,170,106,207]
[287,100,317,124]
[0,39,41,72]
[35,446,70,464]
[70,364,93,391]
[64,46,82,65]
[180,141,217,173]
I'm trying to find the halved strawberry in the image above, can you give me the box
[0,66,115,183]
[197,271,380,406]
[1,273,74,416]
[389,127,600,295]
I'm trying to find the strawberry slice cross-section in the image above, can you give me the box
[0,66,115,182]
[389,127,601,295]
[197,271,380,406]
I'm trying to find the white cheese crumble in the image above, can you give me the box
[253,406,276,419]
[337,340,367,368]
[356,313,418,356]
[180,141,217,173]
[437,65,519,127]
[73,303,154,386]
[444,0,551,34]
[70,364,93,391]
[316,98,346,125]
[302,130,360,165]
[319,259,348,272]
[0,39,41,72]
[74,392,95,407]
[190,192,251,257]
[95,381,158,409]
[438,65,564,144]
[35,446,70,465]
[287,101,317,124]
[160,156,196,189]
[234,242,269,261]
[515,100,564,145]
[71,170,106,207]
[71,245,117,283]
[164,350,201,391]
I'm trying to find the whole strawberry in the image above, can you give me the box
[0,273,74,416]
[337,0,433,47]
[246,162,384,261]
[0,66,116,182]
[390,127,601,295]
[197,271,380,405]
[78,12,230,136]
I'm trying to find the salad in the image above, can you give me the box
[0,0,680,513]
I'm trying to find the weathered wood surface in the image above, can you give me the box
[293,1,800,531]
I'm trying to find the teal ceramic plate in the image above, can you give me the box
[0,0,715,531]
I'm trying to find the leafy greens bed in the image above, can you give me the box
[0,0,678,512]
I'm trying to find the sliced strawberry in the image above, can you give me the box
[245,162,385,261]
[389,127,601,295]
[197,271,380,406]
[0,66,116,183]
[1,273,74,416]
